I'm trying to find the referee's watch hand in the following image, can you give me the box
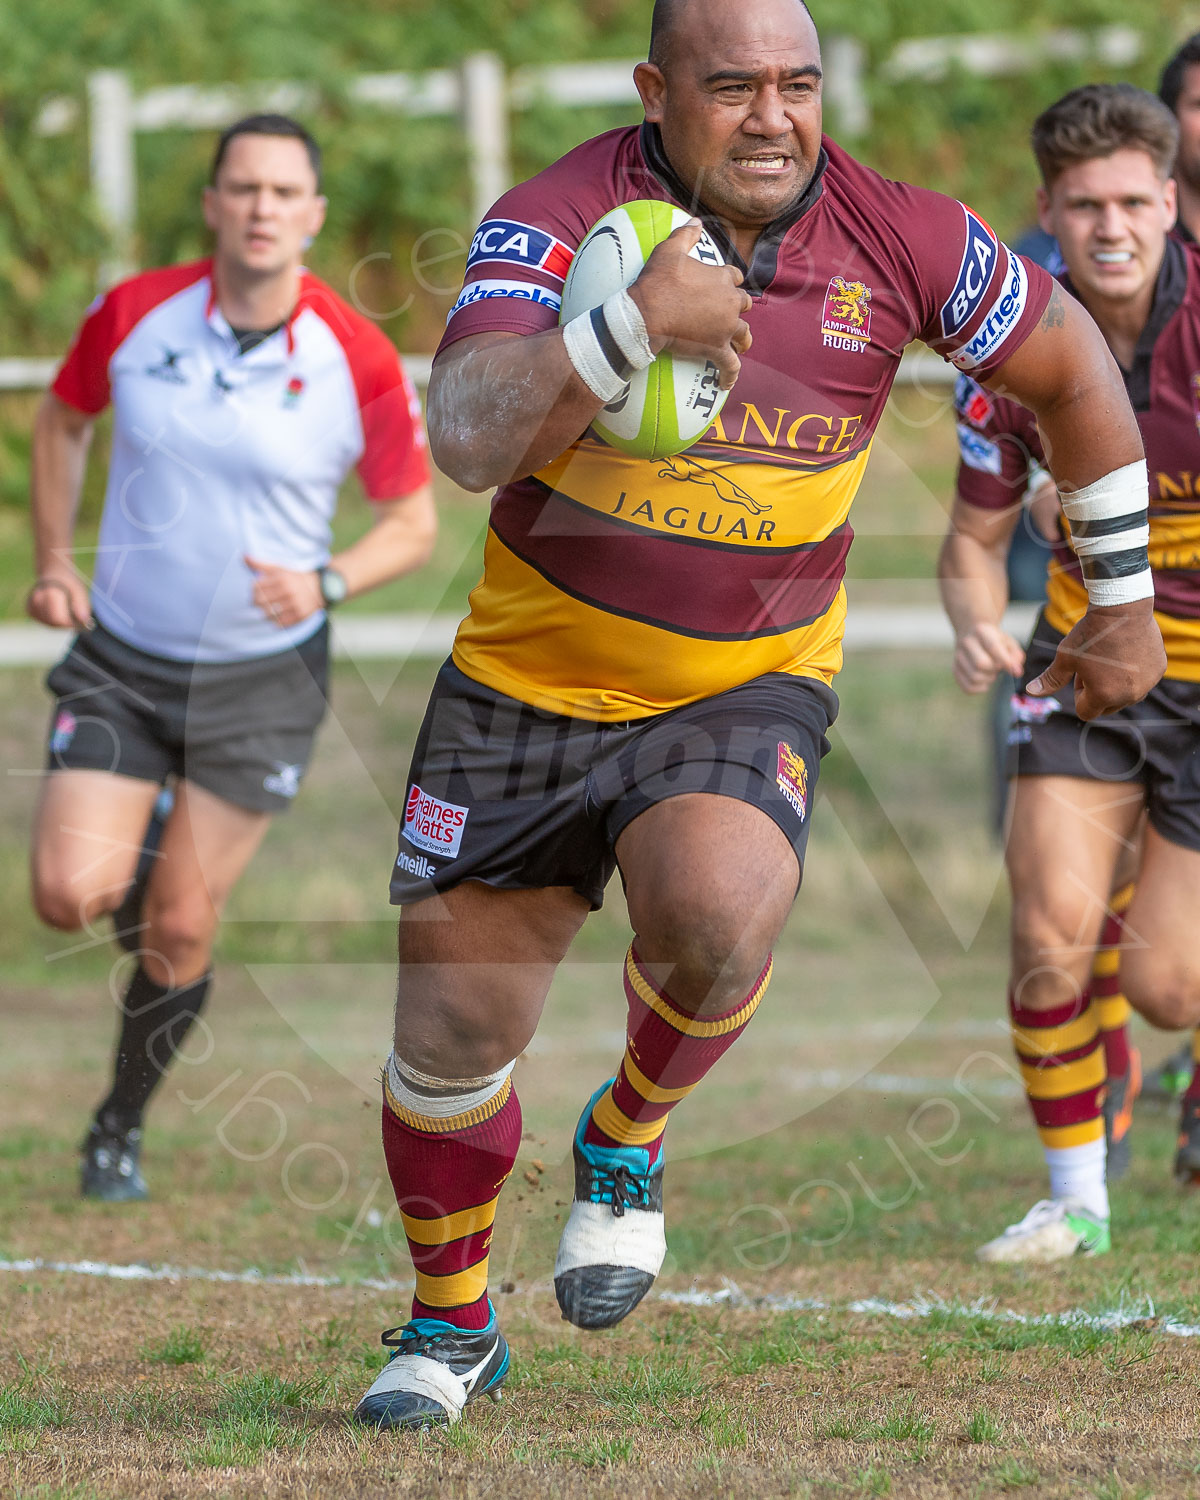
[245,556,324,628]
[26,570,92,631]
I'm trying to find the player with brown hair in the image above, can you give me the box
[941,83,1200,1255]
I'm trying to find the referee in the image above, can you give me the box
[27,114,435,1200]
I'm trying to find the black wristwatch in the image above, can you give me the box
[317,565,348,608]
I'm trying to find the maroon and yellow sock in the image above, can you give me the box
[584,944,771,1155]
[1186,1029,1200,1106]
[381,1053,521,1331]
[1091,882,1134,1079]
[1010,989,1107,1151]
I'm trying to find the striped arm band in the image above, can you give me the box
[1059,460,1153,608]
[562,289,654,403]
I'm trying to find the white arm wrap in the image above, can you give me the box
[562,290,654,403]
[1059,459,1154,607]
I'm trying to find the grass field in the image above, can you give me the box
[3,628,1200,1498]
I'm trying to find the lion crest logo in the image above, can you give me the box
[776,741,809,819]
[822,276,874,349]
[828,278,871,327]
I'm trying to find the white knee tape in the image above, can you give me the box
[386,1052,515,1120]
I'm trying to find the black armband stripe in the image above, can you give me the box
[1079,547,1152,582]
[1069,509,1149,540]
[589,305,633,382]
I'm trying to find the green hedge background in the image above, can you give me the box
[1,0,1197,511]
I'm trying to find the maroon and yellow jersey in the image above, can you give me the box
[955,237,1200,682]
[443,124,1052,720]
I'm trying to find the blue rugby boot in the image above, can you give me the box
[554,1080,666,1330]
[80,1112,148,1202]
[353,1305,509,1431]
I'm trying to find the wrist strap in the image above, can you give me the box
[562,290,654,403]
[1060,460,1153,608]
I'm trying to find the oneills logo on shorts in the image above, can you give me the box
[821,277,872,353]
[776,741,809,820]
[395,850,436,880]
[403,783,469,858]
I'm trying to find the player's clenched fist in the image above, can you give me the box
[952,622,1026,695]
[26,571,92,631]
[627,221,753,390]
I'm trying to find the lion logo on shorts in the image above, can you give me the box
[776,741,809,820]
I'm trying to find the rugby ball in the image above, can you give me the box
[559,199,731,460]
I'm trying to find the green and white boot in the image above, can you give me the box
[976,1198,1110,1263]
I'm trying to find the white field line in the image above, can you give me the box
[2,1258,1197,1340]
[658,1282,1200,1339]
[0,1257,410,1292]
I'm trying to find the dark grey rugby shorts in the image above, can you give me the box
[1009,611,1200,852]
[389,659,838,909]
[44,621,329,815]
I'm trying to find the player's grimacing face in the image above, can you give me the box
[1038,149,1176,308]
[636,2,823,232]
[203,135,326,276]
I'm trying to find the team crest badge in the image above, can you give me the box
[776,741,809,820]
[822,276,873,353]
[284,376,305,408]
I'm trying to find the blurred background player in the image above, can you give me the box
[1141,32,1200,1126]
[353,0,1161,1432]
[28,114,434,1202]
[1161,32,1200,245]
[940,84,1200,1260]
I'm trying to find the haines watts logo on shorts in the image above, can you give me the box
[776,741,809,820]
[402,783,469,858]
[821,276,872,353]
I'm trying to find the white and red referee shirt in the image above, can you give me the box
[52,259,430,662]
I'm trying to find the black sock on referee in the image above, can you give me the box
[95,965,211,1130]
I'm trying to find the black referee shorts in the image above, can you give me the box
[1009,611,1200,852]
[44,621,329,815]
[389,659,837,909]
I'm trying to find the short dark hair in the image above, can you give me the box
[1160,33,1200,115]
[649,0,812,70]
[1031,84,1178,187]
[210,114,322,189]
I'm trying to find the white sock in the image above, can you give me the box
[1044,1138,1108,1219]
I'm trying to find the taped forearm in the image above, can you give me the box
[561,291,654,403]
[1059,460,1153,608]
